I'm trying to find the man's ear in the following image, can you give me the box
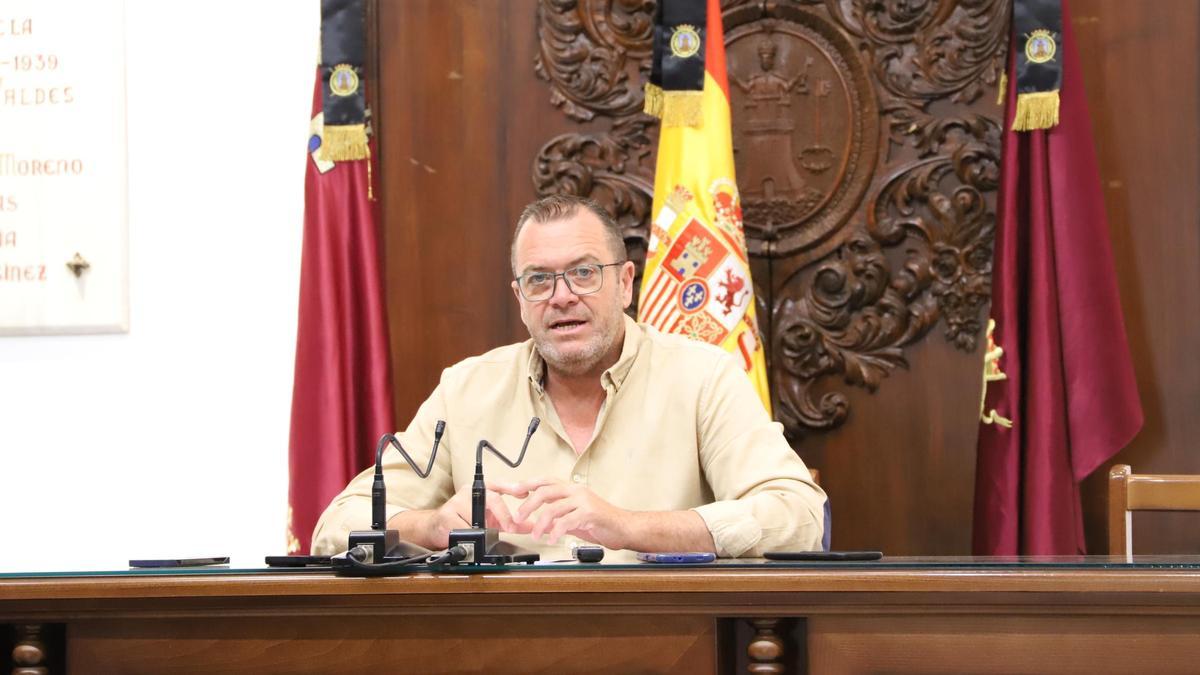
[511,279,522,303]
[619,260,635,309]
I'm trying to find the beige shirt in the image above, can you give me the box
[311,317,826,561]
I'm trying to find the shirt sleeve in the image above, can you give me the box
[310,380,457,555]
[690,353,827,557]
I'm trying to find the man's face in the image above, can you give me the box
[511,210,634,377]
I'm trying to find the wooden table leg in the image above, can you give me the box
[747,618,785,674]
[11,624,48,675]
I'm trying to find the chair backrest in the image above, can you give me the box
[1107,464,1200,557]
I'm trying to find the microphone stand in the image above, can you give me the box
[448,418,541,565]
[346,421,446,563]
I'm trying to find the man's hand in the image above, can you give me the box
[510,478,632,549]
[391,481,533,549]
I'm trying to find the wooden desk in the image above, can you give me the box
[4,563,1200,673]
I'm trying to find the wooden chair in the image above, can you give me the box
[1108,464,1200,556]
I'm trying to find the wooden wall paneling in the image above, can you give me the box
[1072,0,1200,555]
[377,1,556,426]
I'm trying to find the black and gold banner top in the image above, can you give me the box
[644,0,707,128]
[1011,0,1062,130]
[320,0,368,160]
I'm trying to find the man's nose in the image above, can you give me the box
[547,275,580,307]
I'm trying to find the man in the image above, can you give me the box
[312,195,825,560]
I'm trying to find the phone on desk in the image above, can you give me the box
[265,555,332,568]
[636,551,716,564]
[763,550,883,561]
[128,556,229,568]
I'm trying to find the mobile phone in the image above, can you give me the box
[636,551,716,564]
[128,556,230,568]
[265,555,332,567]
[762,550,883,561]
[571,544,605,563]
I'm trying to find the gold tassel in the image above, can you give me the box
[319,123,369,161]
[996,71,1007,106]
[1011,90,1060,131]
[643,82,664,118]
[660,90,703,128]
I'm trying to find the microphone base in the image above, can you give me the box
[348,529,431,563]
[448,527,539,565]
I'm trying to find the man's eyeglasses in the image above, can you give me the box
[515,262,626,302]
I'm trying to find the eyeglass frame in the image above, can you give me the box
[513,261,628,302]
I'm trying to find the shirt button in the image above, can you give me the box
[572,474,583,483]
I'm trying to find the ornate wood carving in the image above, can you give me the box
[532,0,1005,433]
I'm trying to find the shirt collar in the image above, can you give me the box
[525,314,643,396]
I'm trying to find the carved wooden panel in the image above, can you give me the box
[533,0,1004,438]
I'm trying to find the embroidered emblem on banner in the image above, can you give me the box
[670,24,701,59]
[329,63,360,97]
[1024,29,1056,64]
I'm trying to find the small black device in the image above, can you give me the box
[635,551,716,564]
[571,544,605,563]
[129,556,230,568]
[265,555,332,567]
[763,550,883,561]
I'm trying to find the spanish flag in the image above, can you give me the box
[638,0,771,412]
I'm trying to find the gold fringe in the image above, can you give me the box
[1011,90,1060,131]
[643,82,664,118]
[996,72,1007,106]
[660,90,704,128]
[319,124,369,161]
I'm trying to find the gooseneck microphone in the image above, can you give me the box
[346,420,447,565]
[450,417,541,565]
[470,417,540,527]
[373,420,446,530]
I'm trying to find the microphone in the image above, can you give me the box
[348,420,446,563]
[451,417,540,565]
[471,417,539,527]
[374,420,445,528]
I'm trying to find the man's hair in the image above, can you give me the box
[510,194,627,275]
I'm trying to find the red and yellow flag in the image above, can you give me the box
[638,0,771,412]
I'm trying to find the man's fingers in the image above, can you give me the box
[516,484,571,522]
[506,477,559,498]
[486,491,519,532]
[530,500,576,540]
[545,512,581,546]
[486,480,528,497]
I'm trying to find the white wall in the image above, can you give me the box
[0,1,317,567]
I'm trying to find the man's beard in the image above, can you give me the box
[533,310,622,376]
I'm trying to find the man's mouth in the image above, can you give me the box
[548,318,587,333]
